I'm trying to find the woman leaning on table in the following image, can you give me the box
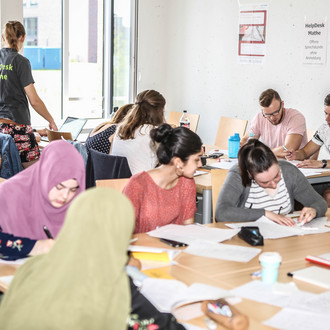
[215,139,327,225]
[0,21,58,167]
[123,123,203,233]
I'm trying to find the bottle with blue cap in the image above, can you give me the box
[228,133,240,158]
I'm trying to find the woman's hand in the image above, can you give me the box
[298,207,317,224]
[29,239,54,256]
[265,211,296,226]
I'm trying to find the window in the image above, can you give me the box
[23,0,135,126]
[23,17,38,46]
[113,0,134,109]
[64,0,104,119]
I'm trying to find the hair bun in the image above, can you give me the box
[150,123,173,144]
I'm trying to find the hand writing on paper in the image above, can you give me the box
[284,149,296,161]
[265,211,296,226]
[298,207,317,224]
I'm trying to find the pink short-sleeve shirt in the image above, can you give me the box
[249,108,308,149]
[123,171,197,234]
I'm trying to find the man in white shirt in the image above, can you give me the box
[285,94,330,206]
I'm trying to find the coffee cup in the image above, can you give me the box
[259,252,282,284]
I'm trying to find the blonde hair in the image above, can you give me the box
[2,21,25,51]
[117,90,166,140]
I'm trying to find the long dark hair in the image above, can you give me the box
[150,123,202,164]
[238,139,278,186]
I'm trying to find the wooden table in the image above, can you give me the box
[2,211,330,329]
[132,209,330,329]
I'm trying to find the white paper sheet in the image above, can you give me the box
[0,275,13,287]
[263,307,330,330]
[140,278,229,312]
[0,257,29,265]
[208,159,238,170]
[226,216,330,239]
[230,280,316,308]
[184,240,261,262]
[148,224,239,245]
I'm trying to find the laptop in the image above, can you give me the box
[41,117,87,142]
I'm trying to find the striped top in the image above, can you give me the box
[244,172,291,214]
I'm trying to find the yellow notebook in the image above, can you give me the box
[131,251,170,262]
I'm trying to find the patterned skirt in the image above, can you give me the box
[0,123,40,162]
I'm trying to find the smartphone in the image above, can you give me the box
[160,238,188,247]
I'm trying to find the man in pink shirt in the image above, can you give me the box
[241,89,308,158]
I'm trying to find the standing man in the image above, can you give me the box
[285,94,330,206]
[241,89,308,158]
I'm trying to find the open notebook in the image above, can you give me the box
[41,117,87,142]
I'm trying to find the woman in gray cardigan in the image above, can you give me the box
[215,139,327,225]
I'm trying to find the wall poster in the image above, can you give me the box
[238,4,268,65]
[303,18,328,65]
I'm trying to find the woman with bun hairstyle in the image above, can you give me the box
[0,21,58,167]
[123,123,203,233]
[85,103,133,154]
[111,90,165,175]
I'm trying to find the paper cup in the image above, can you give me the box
[259,252,282,284]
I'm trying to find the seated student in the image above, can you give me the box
[240,88,308,158]
[85,103,133,154]
[0,140,85,246]
[0,188,184,329]
[285,93,330,206]
[123,123,203,233]
[111,89,166,175]
[215,139,327,225]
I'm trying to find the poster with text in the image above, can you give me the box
[238,4,268,65]
[303,18,327,65]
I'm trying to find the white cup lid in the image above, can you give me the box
[259,252,282,263]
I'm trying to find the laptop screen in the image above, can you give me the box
[59,117,87,140]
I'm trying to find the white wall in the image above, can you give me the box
[137,0,330,145]
[0,0,23,35]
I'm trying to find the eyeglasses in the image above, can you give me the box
[262,102,282,118]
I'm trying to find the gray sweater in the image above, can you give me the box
[215,160,327,222]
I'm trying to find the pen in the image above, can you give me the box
[282,145,292,155]
[43,225,53,239]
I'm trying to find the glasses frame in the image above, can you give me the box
[262,101,282,118]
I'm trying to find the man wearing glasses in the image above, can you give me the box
[241,88,308,158]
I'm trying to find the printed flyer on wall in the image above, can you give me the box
[238,4,268,65]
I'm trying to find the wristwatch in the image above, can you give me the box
[321,159,328,168]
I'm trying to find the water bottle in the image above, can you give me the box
[179,110,190,129]
[228,133,240,158]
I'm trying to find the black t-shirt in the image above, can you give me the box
[0,48,34,125]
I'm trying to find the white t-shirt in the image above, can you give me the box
[312,123,330,158]
[111,124,158,175]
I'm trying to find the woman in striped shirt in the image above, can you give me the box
[215,139,327,225]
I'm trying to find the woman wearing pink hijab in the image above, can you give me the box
[0,140,85,260]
